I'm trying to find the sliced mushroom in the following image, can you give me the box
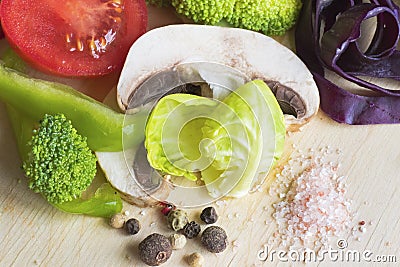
[97,25,320,206]
[96,147,172,207]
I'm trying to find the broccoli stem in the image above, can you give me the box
[0,62,145,151]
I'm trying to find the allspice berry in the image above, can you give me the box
[138,233,172,266]
[201,226,228,253]
[167,209,189,231]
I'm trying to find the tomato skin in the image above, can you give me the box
[0,0,148,77]
[0,12,3,39]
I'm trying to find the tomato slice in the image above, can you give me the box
[0,0,147,77]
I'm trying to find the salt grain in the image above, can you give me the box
[270,149,352,251]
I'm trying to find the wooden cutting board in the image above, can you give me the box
[1,5,400,267]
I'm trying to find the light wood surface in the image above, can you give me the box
[1,5,400,267]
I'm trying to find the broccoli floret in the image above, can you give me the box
[170,0,302,35]
[228,0,302,35]
[172,0,235,25]
[23,114,97,204]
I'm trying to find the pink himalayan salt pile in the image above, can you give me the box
[269,148,352,251]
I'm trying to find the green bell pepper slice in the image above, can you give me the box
[0,61,145,152]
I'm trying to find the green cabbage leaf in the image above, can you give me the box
[145,80,285,198]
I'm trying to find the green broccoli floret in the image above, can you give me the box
[23,114,97,204]
[170,0,302,36]
[172,0,235,25]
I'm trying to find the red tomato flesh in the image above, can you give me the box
[0,0,147,77]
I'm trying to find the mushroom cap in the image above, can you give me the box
[117,24,319,130]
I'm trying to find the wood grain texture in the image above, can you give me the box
[1,5,400,267]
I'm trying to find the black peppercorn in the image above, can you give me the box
[125,218,140,235]
[138,233,172,266]
[182,221,201,239]
[201,226,228,253]
[200,206,218,224]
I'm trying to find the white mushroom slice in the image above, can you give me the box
[117,24,319,130]
[96,147,172,207]
[98,25,320,206]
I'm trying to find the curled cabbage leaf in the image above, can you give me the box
[145,80,285,198]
